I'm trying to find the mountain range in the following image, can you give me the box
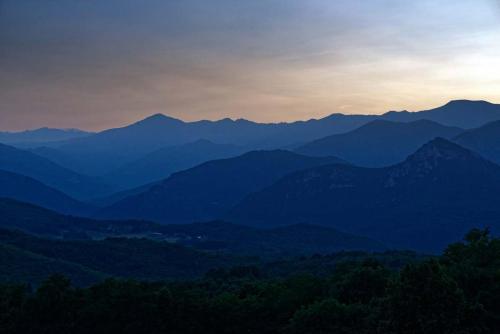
[296,119,463,166]
[1,99,500,257]
[0,127,91,146]
[381,99,500,128]
[454,120,500,165]
[99,150,346,223]
[0,143,113,200]
[228,138,500,252]
[16,100,500,178]
[0,171,90,215]
[103,139,247,189]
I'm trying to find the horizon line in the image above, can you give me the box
[0,99,496,133]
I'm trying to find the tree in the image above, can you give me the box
[385,260,468,334]
[289,298,371,334]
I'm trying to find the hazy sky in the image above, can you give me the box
[1,0,500,131]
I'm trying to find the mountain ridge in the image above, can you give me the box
[0,143,114,199]
[453,120,500,165]
[0,170,92,215]
[28,99,500,176]
[296,119,464,166]
[103,139,247,188]
[228,138,500,252]
[98,150,347,223]
[0,127,92,146]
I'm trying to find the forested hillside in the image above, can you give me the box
[0,229,497,333]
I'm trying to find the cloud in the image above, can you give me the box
[0,0,499,130]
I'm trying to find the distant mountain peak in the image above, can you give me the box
[419,137,468,151]
[135,113,184,126]
[147,113,169,119]
[234,118,256,125]
[406,137,476,164]
[445,99,492,106]
[383,110,410,116]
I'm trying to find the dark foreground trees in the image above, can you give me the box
[1,229,500,334]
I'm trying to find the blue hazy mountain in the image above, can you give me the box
[29,146,88,175]
[48,113,359,175]
[382,100,500,129]
[0,170,91,215]
[0,127,91,145]
[228,138,500,252]
[98,150,347,223]
[89,182,159,207]
[48,114,268,175]
[104,139,248,189]
[37,100,500,176]
[41,113,343,175]
[296,120,464,166]
[453,120,500,165]
[0,143,113,199]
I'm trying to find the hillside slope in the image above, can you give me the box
[229,138,500,252]
[99,150,346,223]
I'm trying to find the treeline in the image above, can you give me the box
[1,229,499,334]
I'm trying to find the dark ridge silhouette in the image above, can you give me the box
[0,127,91,145]
[382,99,500,128]
[296,119,464,166]
[98,150,347,223]
[33,100,500,176]
[29,146,88,175]
[89,182,159,207]
[104,139,248,189]
[47,113,274,175]
[0,143,114,199]
[0,171,91,215]
[228,138,500,252]
[453,120,500,164]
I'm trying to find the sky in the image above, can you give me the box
[1,0,500,131]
